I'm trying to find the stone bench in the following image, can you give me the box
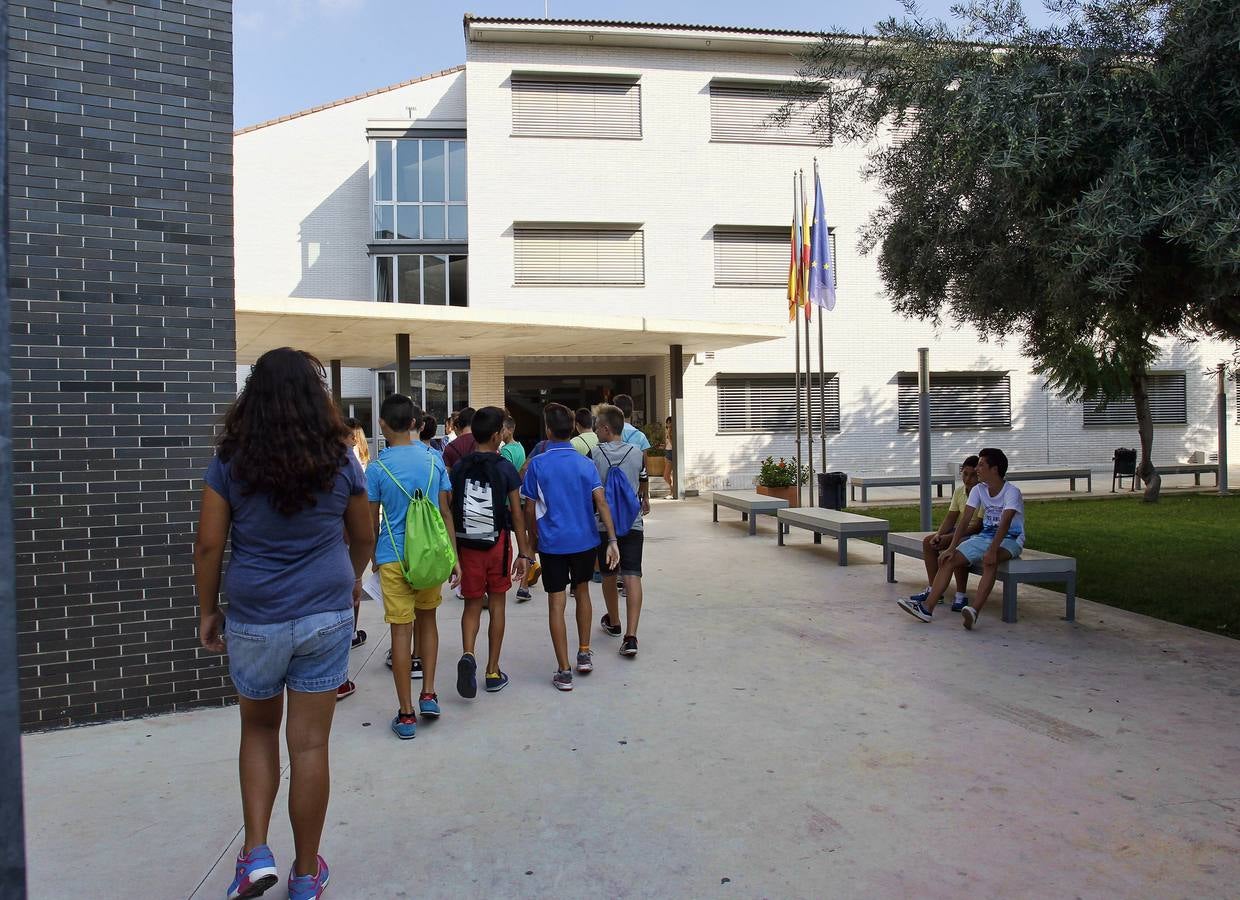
[1158,463,1219,486]
[776,507,890,566]
[711,490,789,536]
[849,473,956,503]
[1007,467,1093,492]
[883,531,1077,623]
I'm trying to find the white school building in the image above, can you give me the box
[233,15,1235,493]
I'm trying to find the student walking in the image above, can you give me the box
[521,403,620,691]
[448,407,532,697]
[592,405,647,656]
[195,347,375,900]
[442,406,477,468]
[898,447,1025,629]
[369,394,461,739]
[570,407,599,456]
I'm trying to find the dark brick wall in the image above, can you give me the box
[7,0,235,729]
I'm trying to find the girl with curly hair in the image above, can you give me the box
[194,347,375,900]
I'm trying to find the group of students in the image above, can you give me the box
[361,391,656,739]
[194,348,659,900]
[896,446,1026,630]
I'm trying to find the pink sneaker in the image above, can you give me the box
[287,855,329,900]
[226,845,278,899]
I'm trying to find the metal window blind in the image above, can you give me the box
[713,229,838,287]
[717,374,841,434]
[713,230,787,286]
[511,78,642,139]
[1082,372,1188,426]
[513,227,645,285]
[897,373,1012,430]
[709,83,828,145]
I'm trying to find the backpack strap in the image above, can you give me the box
[602,443,635,474]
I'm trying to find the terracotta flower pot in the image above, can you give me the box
[756,484,800,507]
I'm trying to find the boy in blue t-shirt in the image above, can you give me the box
[521,403,620,692]
[367,394,460,739]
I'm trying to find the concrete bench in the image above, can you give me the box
[883,531,1077,623]
[776,507,889,566]
[850,473,955,503]
[1007,467,1093,492]
[1158,463,1219,485]
[711,490,789,536]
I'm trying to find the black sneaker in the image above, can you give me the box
[411,656,424,680]
[620,635,638,657]
[515,586,532,603]
[456,652,478,699]
[351,629,367,650]
[600,613,622,637]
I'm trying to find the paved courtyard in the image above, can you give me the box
[21,497,1240,898]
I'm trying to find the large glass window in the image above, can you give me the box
[371,138,467,241]
[374,254,467,306]
[378,367,470,433]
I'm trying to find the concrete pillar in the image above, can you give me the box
[330,359,342,408]
[395,334,411,397]
[468,355,506,410]
[671,344,685,500]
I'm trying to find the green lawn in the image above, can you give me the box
[859,494,1240,637]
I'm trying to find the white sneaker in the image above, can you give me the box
[962,606,980,630]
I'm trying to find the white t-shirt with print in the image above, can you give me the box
[967,481,1026,546]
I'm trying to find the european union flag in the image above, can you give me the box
[808,170,836,311]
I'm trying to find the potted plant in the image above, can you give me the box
[756,456,808,507]
[641,421,667,477]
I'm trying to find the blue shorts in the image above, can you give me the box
[958,534,1023,566]
[225,608,352,699]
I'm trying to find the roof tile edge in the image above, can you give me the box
[234,65,467,136]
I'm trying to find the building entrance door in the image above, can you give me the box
[505,374,647,450]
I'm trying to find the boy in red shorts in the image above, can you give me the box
[448,406,532,696]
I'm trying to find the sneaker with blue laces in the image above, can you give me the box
[909,588,931,604]
[896,597,933,622]
[950,594,969,613]
[485,670,509,692]
[418,692,441,717]
[287,855,329,900]
[456,652,478,698]
[390,710,416,740]
[227,844,278,899]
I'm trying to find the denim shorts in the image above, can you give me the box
[957,534,1023,566]
[226,608,352,699]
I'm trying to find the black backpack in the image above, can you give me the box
[450,452,510,551]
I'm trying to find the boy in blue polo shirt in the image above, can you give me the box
[521,403,620,691]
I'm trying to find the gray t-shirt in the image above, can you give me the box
[591,440,644,532]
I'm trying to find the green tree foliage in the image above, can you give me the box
[792,0,1239,500]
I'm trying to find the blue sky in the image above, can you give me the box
[234,1,1058,128]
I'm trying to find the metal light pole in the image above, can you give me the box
[918,348,932,530]
[1219,364,1230,496]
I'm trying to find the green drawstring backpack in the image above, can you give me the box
[376,455,456,589]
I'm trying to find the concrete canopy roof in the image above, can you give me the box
[236,296,784,367]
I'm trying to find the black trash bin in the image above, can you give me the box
[818,471,847,509]
[1112,448,1137,492]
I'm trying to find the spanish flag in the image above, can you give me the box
[800,177,812,322]
[787,180,800,322]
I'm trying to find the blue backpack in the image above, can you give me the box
[599,444,640,537]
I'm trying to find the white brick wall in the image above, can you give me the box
[464,37,1237,489]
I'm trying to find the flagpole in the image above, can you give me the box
[800,168,815,506]
[815,159,828,478]
[793,174,804,507]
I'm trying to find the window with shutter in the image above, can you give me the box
[1082,372,1188,426]
[713,228,838,287]
[897,373,1012,430]
[717,374,841,434]
[511,75,642,139]
[709,82,829,146]
[513,226,645,286]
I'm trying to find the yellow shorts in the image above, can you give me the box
[378,562,443,625]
